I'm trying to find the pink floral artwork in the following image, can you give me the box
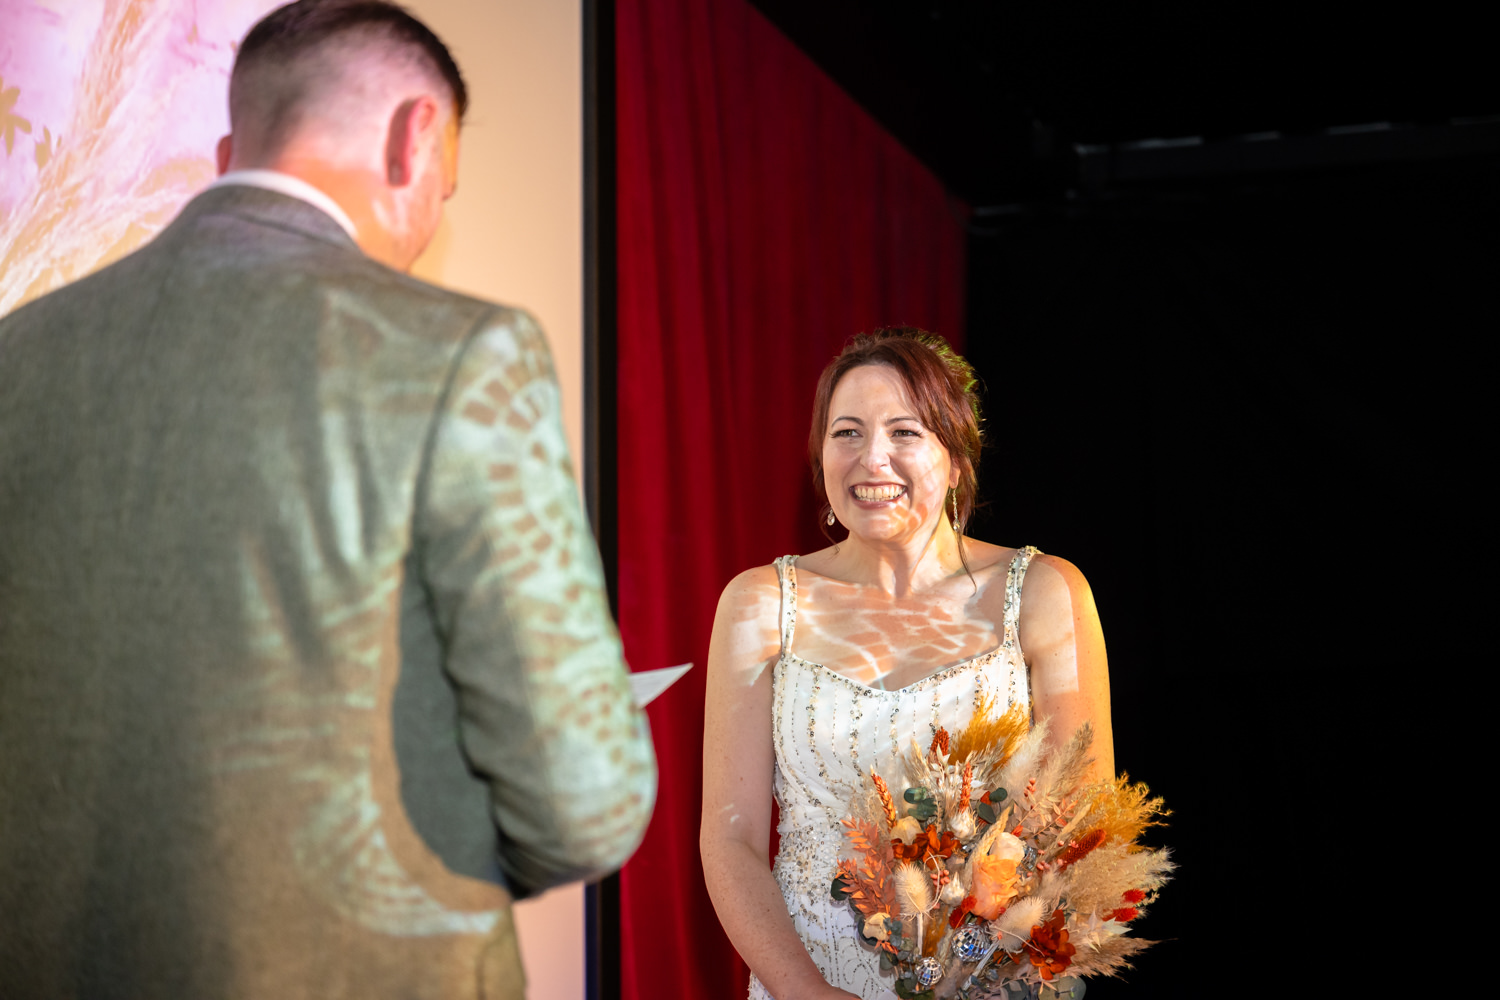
[0,0,281,314]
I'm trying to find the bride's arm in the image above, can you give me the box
[1018,554,1116,781]
[700,566,858,1000]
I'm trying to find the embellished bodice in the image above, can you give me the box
[750,548,1037,999]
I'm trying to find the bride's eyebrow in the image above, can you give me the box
[831,415,920,425]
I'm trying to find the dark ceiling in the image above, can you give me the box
[749,1,1497,205]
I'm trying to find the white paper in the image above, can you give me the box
[630,662,692,707]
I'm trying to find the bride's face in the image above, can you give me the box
[823,364,958,544]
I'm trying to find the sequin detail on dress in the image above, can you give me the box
[747,547,1037,999]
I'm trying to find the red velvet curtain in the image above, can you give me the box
[615,1,966,995]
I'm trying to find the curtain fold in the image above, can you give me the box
[615,1,966,994]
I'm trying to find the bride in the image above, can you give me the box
[700,328,1115,1000]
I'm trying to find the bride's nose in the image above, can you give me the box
[859,435,892,471]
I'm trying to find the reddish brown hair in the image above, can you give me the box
[808,327,982,540]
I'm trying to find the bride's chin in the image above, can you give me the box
[842,513,946,543]
[842,519,914,542]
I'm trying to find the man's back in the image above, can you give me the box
[0,185,654,998]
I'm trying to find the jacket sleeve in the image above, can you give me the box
[414,306,656,898]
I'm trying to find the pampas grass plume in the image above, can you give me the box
[994,896,1046,947]
[1088,773,1170,844]
[1036,721,1094,804]
[951,697,1031,773]
[1069,933,1155,978]
[994,718,1049,800]
[1064,842,1174,916]
[894,862,934,916]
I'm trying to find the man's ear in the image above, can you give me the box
[385,96,438,187]
[216,135,233,176]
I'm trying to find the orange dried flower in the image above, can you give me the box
[934,829,959,857]
[949,895,977,928]
[959,760,973,811]
[1107,906,1139,922]
[1024,909,1077,981]
[892,824,961,863]
[870,771,899,828]
[969,849,1021,920]
[891,839,922,862]
[1122,889,1146,904]
[1056,828,1106,869]
[931,728,951,756]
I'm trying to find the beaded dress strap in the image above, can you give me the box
[773,555,799,658]
[1003,545,1041,636]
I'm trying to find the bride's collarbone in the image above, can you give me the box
[794,551,1011,619]
[789,575,1006,684]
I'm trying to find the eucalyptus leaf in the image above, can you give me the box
[894,982,936,1000]
[1041,977,1086,999]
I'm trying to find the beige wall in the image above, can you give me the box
[410,0,587,482]
[406,2,588,996]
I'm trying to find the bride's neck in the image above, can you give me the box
[830,525,964,599]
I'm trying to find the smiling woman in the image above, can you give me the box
[809,329,981,553]
[700,328,1115,1000]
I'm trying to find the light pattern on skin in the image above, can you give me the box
[783,548,1015,692]
[747,549,1037,999]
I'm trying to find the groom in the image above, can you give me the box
[0,2,654,997]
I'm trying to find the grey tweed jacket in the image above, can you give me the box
[0,185,656,999]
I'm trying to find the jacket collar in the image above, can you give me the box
[207,170,359,240]
[177,183,361,254]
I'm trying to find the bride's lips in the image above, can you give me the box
[849,483,906,506]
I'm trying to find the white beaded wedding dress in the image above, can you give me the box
[747,547,1037,1000]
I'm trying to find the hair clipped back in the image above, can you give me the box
[808,327,983,539]
[231,0,468,153]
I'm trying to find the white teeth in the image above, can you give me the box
[853,485,905,501]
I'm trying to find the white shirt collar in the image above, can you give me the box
[207,170,360,242]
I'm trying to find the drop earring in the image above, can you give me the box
[950,488,961,533]
[826,507,836,527]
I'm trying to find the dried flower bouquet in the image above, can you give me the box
[830,699,1172,1000]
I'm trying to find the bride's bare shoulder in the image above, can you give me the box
[710,563,785,661]
[960,541,1027,612]
[962,538,1015,574]
[716,560,784,617]
[784,544,842,579]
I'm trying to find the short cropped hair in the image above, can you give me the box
[230,0,468,153]
[808,327,983,538]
